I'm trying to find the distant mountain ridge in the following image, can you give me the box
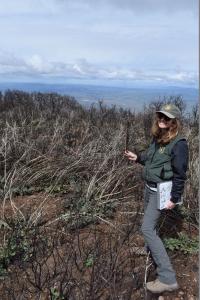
[0,82,198,112]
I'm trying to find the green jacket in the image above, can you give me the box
[140,135,186,183]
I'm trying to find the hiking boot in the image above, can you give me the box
[146,278,179,293]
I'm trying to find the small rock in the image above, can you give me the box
[178,291,184,295]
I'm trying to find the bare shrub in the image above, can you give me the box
[0,90,198,299]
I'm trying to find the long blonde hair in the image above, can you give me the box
[151,116,182,144]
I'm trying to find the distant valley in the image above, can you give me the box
[0,82,198,112]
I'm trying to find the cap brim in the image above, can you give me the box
[156,110,175,119]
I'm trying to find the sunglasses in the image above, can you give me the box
[156,113,171,122]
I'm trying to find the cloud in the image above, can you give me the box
[0,51,24,67]
[0,0,61,16]
[0,0,197,16]
[0,52,197,86]
[56,0,197,14]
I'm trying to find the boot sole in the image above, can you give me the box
[147,285,179,293]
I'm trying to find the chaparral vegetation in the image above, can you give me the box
[0,90,198,300]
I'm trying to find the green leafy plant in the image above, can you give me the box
[0,220,36,277]
[65,195,117,230]
[50,287,64,300]
[84,255,94,268]
[45,184,69,194]
[163,232,198,254]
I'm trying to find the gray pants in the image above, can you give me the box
[141,185,177,284]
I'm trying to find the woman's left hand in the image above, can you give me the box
[165,200,176,210]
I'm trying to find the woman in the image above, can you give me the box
[124,103,189,293]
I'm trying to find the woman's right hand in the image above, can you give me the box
[124,150,138,161]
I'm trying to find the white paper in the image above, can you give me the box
[157,181,183,210]
[157,181,172,210]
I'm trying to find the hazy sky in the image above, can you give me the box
[0,0,198,87]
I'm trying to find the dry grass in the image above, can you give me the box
[0,90,198,299]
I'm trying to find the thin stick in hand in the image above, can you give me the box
[125,120,130,151]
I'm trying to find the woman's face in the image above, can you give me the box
[156,113,172,129]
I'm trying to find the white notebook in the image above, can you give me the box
[157,181,183,210]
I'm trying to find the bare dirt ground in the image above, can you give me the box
[0,193,198,300]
